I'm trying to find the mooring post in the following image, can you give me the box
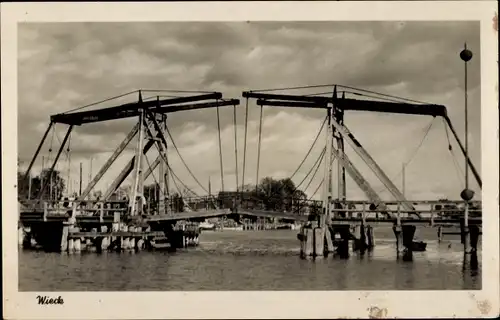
[359,220,367,254]
[430,206,435,227]
[469,224,480,252]
[99,202,104,223]
[338,226,350,259]
[437,226,443,243]
[43,201,48,222]
[393,202,402,253]
[112,211,120,251]
[366,225,374,250]
[60,223,69,253]
[459,214,471,254]
[314,227,325,257]
[65,202,78,253]
[401,224,416,261]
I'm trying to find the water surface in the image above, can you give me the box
[19,226,481,291]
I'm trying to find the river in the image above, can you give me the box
[19,226,481,291]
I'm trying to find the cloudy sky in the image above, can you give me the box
[17,21,481,201]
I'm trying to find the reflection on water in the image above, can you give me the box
[19,228,481,291]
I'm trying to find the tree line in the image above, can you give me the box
[18,160,313,214]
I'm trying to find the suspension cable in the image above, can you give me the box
[263,146,326,205]
[404,117,435,167]
[336,85,432,105]
[152,137,199,199]
[168,167,184,197]
[295,147,326,191]
[308,177,324,201]
[164,126,209,194]
[302,147,326,194]
[290,116,327,180]
[250,84,338,93]
[343,90,419,104]
[250,83,432,105]
[255,105,264,190]
[142,94,181,101]
[375,117,435,194]
[63,90,139,114]
[141,89,215,94]
[215,99,225,192]
[144,153,162,191]
[241,98,249,191]
[168,164,199,198]
[233,103,239,192]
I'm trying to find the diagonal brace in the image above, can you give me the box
[331,144,392,218]
[37,125,74,201]
[102,131,159,200]
[23,121,54,182]
[330,119,419,217]
[78,122,140,201]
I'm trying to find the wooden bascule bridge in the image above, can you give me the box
[18,84,482,258]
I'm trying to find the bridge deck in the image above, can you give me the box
[19,208,481,226]
[18,199,482,226]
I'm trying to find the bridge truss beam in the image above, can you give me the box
[51,92,224,125]
[251,93,481,190]
[243,91,448,117]
[75,97,239,203]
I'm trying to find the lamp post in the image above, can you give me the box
[459,43,474,254]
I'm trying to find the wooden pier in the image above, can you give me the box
[295,199,482,259]
[18,199,204,253]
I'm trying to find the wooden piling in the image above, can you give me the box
[123,237,130,250]
[60,225,69,252]
[101,237,109,251]
[469,225,480,252]
[304,228,314,256]
[401,225,416,249]
[392,224,402,253]
[18,227,24,246]
[74,238,81,252]
[366,225,374,250]
[137,239,144,250]
[22,232,32,249]
[313,227,325,257]
[460,218,470,253]
[43,202,48,222]
[352,224,361,252]
[359,223,367,253]
[324,227,334,253]
[337,226,350,259]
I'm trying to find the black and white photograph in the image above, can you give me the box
[2,2,499,319]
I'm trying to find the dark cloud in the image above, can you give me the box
[17,21,481,199]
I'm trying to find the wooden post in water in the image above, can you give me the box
[469,224,480,252]
[393,201,402,254]
[43,201,48,222]
[366,225,374,250]
[60,223,69,252]
[401,225,416,261]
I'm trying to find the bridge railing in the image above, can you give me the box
[328,200,482,220]
[20,196,481,222]
[235,196,323,216]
